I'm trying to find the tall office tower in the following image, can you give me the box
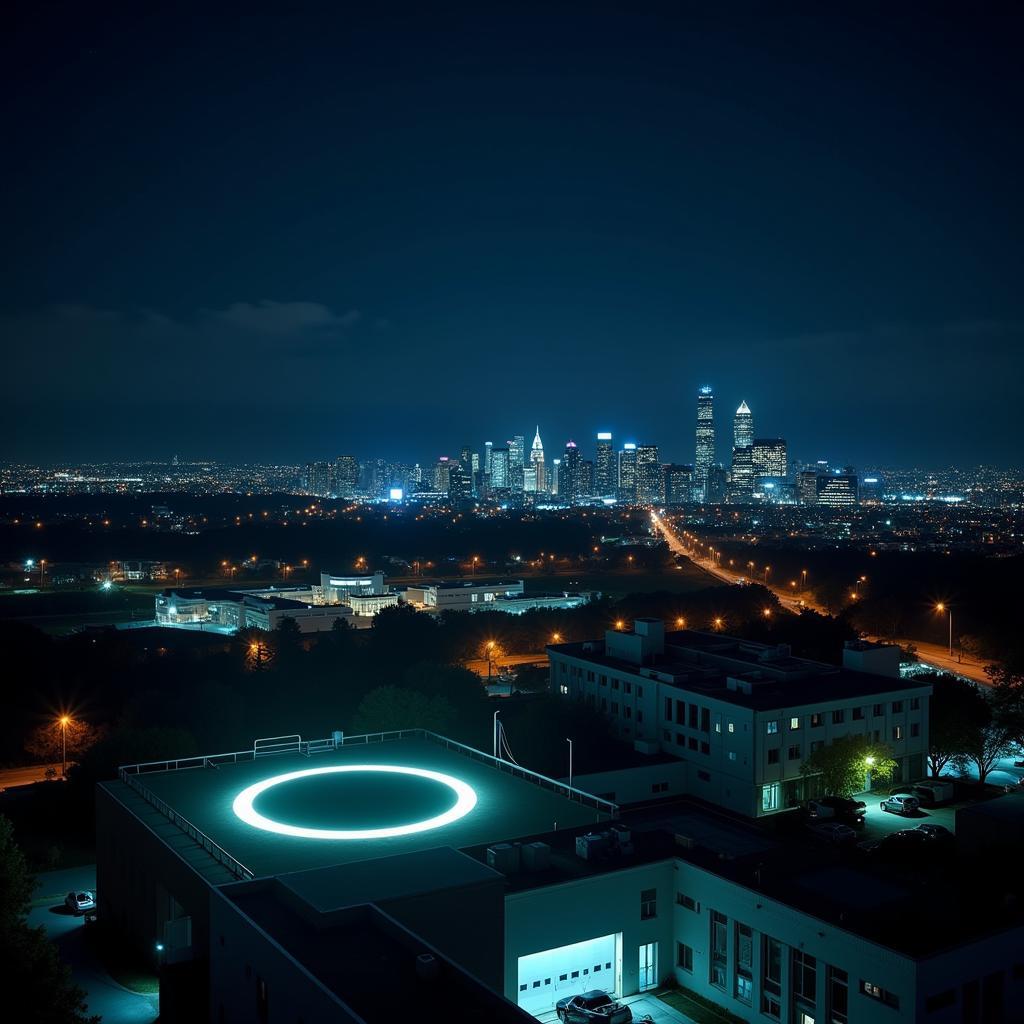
[508,435,526,492]
[529,426,547,493]
[730,400,755,500]
[582,460,595,497]
[550,458,561,496]
[694,386,715,497]
[797,471,819,505]
[447,464,471,503]
[484,441,493,477]
[595,432,614,496]
[635,444,662,504]
[490,447,510,490]
[459,445,473,474]
[752,439,788,479]
[663,464,694,505]
[706,465,728,503]
[307,461,331,496]
[332,455,359,498]
[816,473,858,507]
[617,443,638,502]
[433,457,452,494]
[560,441,584,503]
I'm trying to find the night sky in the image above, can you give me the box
[3,5,1022,467]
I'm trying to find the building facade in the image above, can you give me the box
[694,386,715,499]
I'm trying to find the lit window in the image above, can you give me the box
[790,717,800,730]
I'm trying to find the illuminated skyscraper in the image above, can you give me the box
[560,441,584,503]
[529,426,546,493]
[730,400,755,500]
[663,464,694,505]
[635,444,662,504]
[618,443,638,502]
[490,447,510,490]
[694,386,715,498]
[550,458,561,496]
[508,435,525,492]
[332,455,359,497]
[752,438,787,479]
[595,432,614,496]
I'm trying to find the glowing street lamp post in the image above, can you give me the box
[59,715,70,779]
[935,603,953,657]
[566,738,573,788]
[485,641,495,681]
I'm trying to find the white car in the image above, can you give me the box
[65,890,96,914]
[879,794,919,816]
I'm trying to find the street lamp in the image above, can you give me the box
[471,556,479,577]
[801,569,808,591]
[59,715,70,779]
[763,565,771,585]
[676,616,686,629]
[551,632,562,644]
[935,603,953,657]
[566,738,573,788]
[486,640,495,681]
[713,617,724,630]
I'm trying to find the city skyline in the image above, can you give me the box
[3,8,1023,466]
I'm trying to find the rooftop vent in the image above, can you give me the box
[416,953,440,982]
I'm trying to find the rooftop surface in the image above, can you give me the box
[550,629,931,711]
[121,735,606,878]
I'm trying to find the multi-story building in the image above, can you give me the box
[548,621,930,817]
[549,457,561,496]
[635,445,662,504]
[595,432,615,497]
[490,447,510,491]
[508,435,526,492]
[559,441,584,504]
[817,474,859,508]
[730,401,755,500]
[448,464,471,503]
[705,464,728,503]
[797,470,819,505]
[752,438,787,480]
[663,463,693,505]
[694,386,715,499]
[618,443,638,502]
[433,457,453,494]
[307,461,331,496]
[529,427,546,493]
[332,455,359,497]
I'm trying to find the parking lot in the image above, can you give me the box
[859,795,957,840]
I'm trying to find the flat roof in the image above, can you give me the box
[550,629,930,711]
[116,735,606,878]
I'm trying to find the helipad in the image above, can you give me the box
[123,734,610,877]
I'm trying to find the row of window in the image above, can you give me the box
[518,961,614,992]
[766,699,921,734]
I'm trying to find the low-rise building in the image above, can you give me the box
[547,620,930,817]
[404,579,525,610]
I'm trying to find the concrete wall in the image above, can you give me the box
[561,760,690,806]
[503,861,675,1006]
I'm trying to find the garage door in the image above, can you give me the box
[517,933,620,1017]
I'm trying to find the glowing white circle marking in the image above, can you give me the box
[231,764,478,840]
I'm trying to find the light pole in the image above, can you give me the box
[486,640,495,681]
[801,569,808,592]
[566,738,573,788]
[493,710,501,759]
[935,603,953,657]
[471,556,478,577]
[59,715,70,779]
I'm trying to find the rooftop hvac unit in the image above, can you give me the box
[486,843,521,873]
[609,823,632,845]
[675,834,696,849]
[575,833,607,861]
[415,953,440,981]
[522,841,551,871]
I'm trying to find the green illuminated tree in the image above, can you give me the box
[800,735,897,797]
[928,673,990,777]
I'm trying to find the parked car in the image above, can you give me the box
[879,794,920,816]
[807,822,859,846]
[807,797,866,826]
[65,890,96,914]
[913,823,954,842]
[911,781,954,806]
[862,829,934,861]
[556,990,633,1024]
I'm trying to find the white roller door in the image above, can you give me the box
[516,932,620,1017]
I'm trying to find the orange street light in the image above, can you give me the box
[713,617,724,630]
[934,603,953,656]
[59,714,71,778]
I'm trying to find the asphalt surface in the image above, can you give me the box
[29,865,158,1024]
[0,763,63,791]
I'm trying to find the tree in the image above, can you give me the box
[274,616,303,660]
[800,735,897,797]
[353,686,455,735]
[927,674,991,777]
[952,720,1017,785]
[24,718,102,764]
[0,815,99,1024]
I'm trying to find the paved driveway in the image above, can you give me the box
[29,865,158,1024]
[535,992,695,1023]
[859,797,957,839]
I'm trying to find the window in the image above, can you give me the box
[697,769,711,782]
[675,732,685,746]
[910,723,920,738]
[688,736,698,751]
[559,684,568,695]
[637,685,643,698]
[828,966,849,1024]
[640,888,657,920]
[734,923,753,1005]
[767,748,780,765]
[766,720,779,734]
[810,739,824,753]
[762,937,782,1019]
[728,751,737,761]
[832,709,845,724]
[624,682,632,694]
[790,716,801,730]
[676,892,698,911]
[715,722,721,733]
[611,703,619,716]
[611,677,619,690]
[788,744,802,760]
[762,782,780,812]
[637,710,644,723]
[891,700,903,713]
[861,981,899,1009]
[710,911,727,989]
[700,741,710,755]
[873,703,883,716]
[728,721,735,733]
[811,713,823,727]
[853,706,864,720]
[586,670,595,682]
[665,697,673,720]
[792,949,817,1009]
[624,706,632,719]
[910,697,920,710]
[689,704,698,729]
[662,729,671,742]
[651,781,668,794]
[892,725,903,741]
[925,989,955,1012]
[701,707,710,733]
[677,942,693,972]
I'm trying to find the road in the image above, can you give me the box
[650,512,994,686]
[0,763,64,791]
[30,865,158,1024]
[465,652,549,678]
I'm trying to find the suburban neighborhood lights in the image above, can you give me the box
[231,764,478,840]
